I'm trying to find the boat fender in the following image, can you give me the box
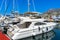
[38,27,40,31]
[46,35,48,39]
[3,27,8,34]
[46,27,48,31]
[42,30,44,38]
[32,36,35,39]
[42,30,44,34]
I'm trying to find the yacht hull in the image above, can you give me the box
[8,25,55,40]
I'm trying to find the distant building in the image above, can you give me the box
[42,9,60,20]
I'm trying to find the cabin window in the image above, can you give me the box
[12,22,20,25]
[17,22,31,28]
[44,20,50,22]
[35,22,46,25]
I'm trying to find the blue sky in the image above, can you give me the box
[0,0,60,15]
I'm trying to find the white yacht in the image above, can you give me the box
[0,0,57,39]
[7,17,57,40]
[20,31,55,40]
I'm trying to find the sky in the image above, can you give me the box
[0,0,60,15]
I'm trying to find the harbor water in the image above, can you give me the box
[17,23,60,40]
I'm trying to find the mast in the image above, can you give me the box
[4,0,10,16]
[5,0,7,11]
[4,0,7,15]
[28,0,36,12]
[0,0,4,11]
[32,0,36,11]
[28,0,30,12]
[11,0,15,14]
[12,0,18,11]
[15,0,17,11]
[13,0,15,10]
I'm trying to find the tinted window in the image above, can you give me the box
[17,22,31,28]
[10,17,15,18]
[35,22,46,25]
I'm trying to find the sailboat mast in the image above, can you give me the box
[32,0,36,11]
[0,0,4,11]
[13,0,15,10]
[4,0,7,15]
[5,0,7,11]
[28,0,30,12]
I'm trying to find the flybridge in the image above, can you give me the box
[20,18,47,24]
[21,18,47,22]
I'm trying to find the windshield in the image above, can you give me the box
[17,22,31,28]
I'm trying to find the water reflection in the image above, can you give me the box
[17,31,55,40]
[56,23,60,29]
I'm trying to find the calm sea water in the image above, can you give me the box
[52,29,60,40]
[17,24,60,40]
[18,29,60,40]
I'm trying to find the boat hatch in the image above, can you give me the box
[17,22,31,28]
